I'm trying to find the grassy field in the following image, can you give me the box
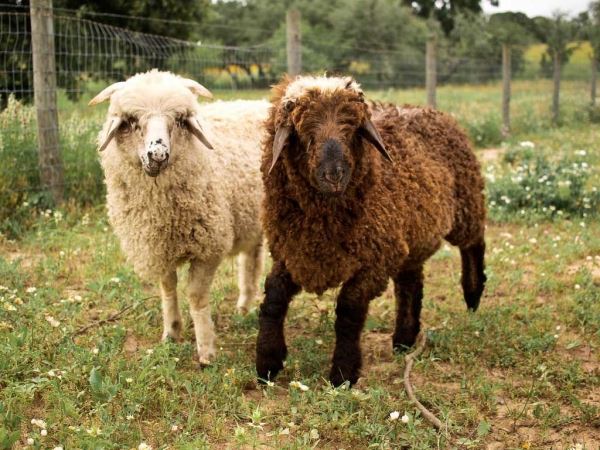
[1,81,599,449]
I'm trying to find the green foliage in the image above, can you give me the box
[56,0,211,40]
[0,95,103,237]
[487,144,600,221]
[534,13,580,75]
[402,0,497,35]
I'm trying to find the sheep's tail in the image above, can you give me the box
[459,238,486,311]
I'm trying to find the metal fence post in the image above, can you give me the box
[30,0,63,204]
[286,9,302,77]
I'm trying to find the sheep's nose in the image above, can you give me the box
[147,150,168,163]
[324,166,345,184]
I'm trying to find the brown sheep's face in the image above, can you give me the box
[89,72,214,177]
[270,77,391,196]
[291,93,366,195]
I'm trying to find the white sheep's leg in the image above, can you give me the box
[236,240,264,315]
[160,271,182,342]
[188,259,219,366]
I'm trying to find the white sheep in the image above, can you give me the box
[89,70,269,364]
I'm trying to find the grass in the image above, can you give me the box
[1,87,599,448]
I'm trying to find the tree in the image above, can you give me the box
[579,2,600,105]
[402,0,498,35]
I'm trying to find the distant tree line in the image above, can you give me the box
[0,0,598,107]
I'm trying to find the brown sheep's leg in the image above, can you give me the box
[256,261,300,383]
[460,239,486,311]
[392,267,423,352]
[330,271,386,387]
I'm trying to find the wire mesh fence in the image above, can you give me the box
[0,6,596,235]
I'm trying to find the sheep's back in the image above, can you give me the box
[372,104,486,248]
[198,100,270,254]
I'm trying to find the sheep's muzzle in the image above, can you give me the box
[315,138,351,195]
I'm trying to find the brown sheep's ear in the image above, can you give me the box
[98,116,123,152]
[269,125,291,174]
[186,116,214,149]
[359,119,393,162]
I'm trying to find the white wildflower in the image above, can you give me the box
[138,443,152,450]
[289,380,309,391]
[86,426,102,436]
[309,429,319,440]
[389,411,400,420]
[45,316,60,327]
[401,414,410,423]
[519,141,535,148]
[26,438,34,445]
[31,419,47,429]
[40,429,47,436]
[26,287,37,294]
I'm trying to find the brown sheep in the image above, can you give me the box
[256,75,486,387]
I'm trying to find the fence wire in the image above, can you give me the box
[0,9,594,234]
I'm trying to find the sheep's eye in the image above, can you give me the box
[120,117,138,133]
[176,117,187,128]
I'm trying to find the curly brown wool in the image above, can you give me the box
[256,75,486,386]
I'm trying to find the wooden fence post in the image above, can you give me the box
[426,35,437,109]
[552,50,561,125]
[286,9,302,77]
[591,56,597,107]
[502,43,511,137]
[30,0,63,203]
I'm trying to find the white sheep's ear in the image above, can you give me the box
[88,82,126,106]
[186,116,213,149]
[181,78,213,98]
[269,125,291,174]
[359,119,393,162]
[98,116,123,152]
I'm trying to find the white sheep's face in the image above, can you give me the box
[116,111,197,177]
[90,71,214,177]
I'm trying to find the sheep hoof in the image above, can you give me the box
[464,291,481,311]
[161,333,182,343]
[256,346,287,383]
[392,339,417,353]
[197,358,213,369]
[196,345,216,367]
[329,368,359,388]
